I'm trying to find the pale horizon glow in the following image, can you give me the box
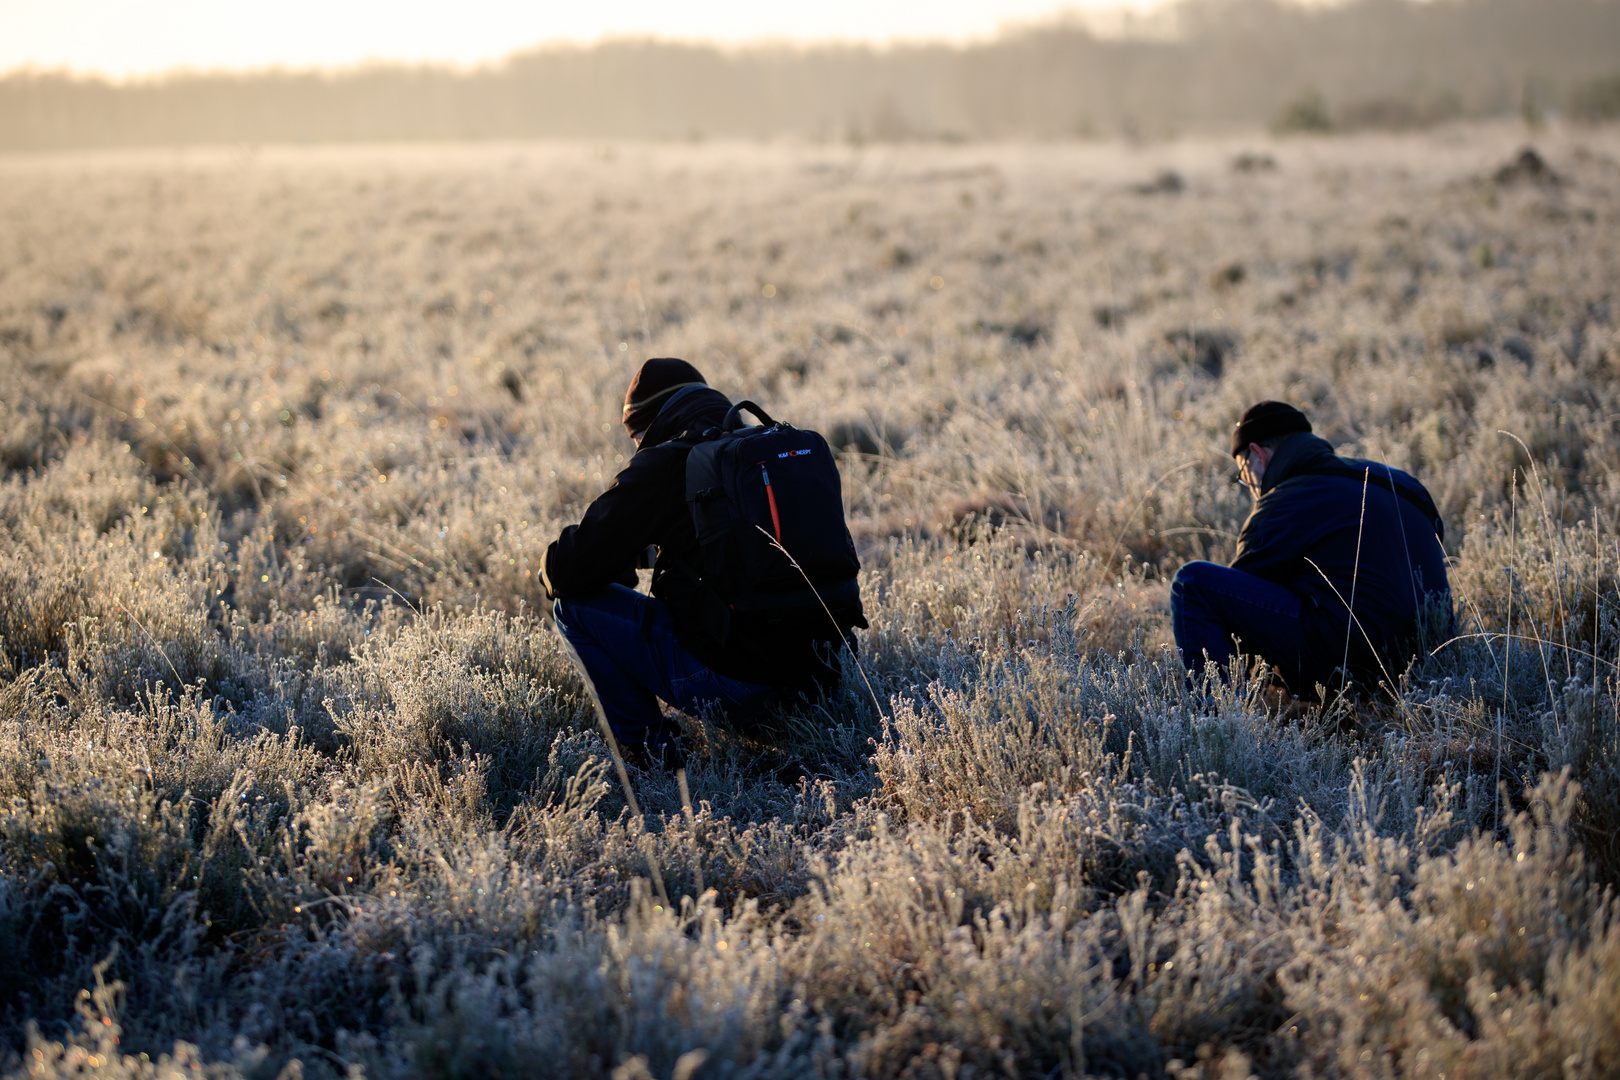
[0,0,1179,80]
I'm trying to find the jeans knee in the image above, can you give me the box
[1173,560,1220,586]
[1171,561,1218,608]
[552,593,608,638]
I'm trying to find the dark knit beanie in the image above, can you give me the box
[622,357,706,436]
[1230,401,1311,457]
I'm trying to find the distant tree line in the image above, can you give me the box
[3,0,1619,150]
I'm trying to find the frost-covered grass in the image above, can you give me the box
[3,124,1620,1078]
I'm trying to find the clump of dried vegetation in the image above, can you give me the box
[2,124,1620,1078]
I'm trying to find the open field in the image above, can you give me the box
[3,124,1620,1077]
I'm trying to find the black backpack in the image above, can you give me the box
[681,401,866,647]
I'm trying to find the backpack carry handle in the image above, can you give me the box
[723,400,777,432]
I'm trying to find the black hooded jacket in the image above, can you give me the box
[1233,433,1452,684]
[542,386,848,691]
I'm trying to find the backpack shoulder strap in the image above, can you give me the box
[665,424,723,449]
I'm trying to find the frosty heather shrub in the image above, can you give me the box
[4,127,1620,1076]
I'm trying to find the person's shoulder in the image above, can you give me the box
[1335,454,1390,474]
[1379,461,1428,490]
[1335,456,1431,492]
[597,438,684,492]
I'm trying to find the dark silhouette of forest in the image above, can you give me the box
[3,0,1618,150]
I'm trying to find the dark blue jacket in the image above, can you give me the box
[1233,433,1451,682]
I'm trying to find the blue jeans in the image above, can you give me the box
[552,585,774,749]
[1170,561,1327,695]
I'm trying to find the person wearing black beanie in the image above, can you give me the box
[1170,401,1452,701]
[542,358,865,768]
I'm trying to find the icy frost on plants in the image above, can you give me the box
[3,130,1620,1076]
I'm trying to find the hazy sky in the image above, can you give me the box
[0,0,1176,78]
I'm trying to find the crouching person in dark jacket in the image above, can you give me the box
[542,358,865,768]
[1171,401,1452,698]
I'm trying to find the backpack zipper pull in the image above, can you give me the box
[760,463,784,544]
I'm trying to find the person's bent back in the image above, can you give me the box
[1171,401,1451,698]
